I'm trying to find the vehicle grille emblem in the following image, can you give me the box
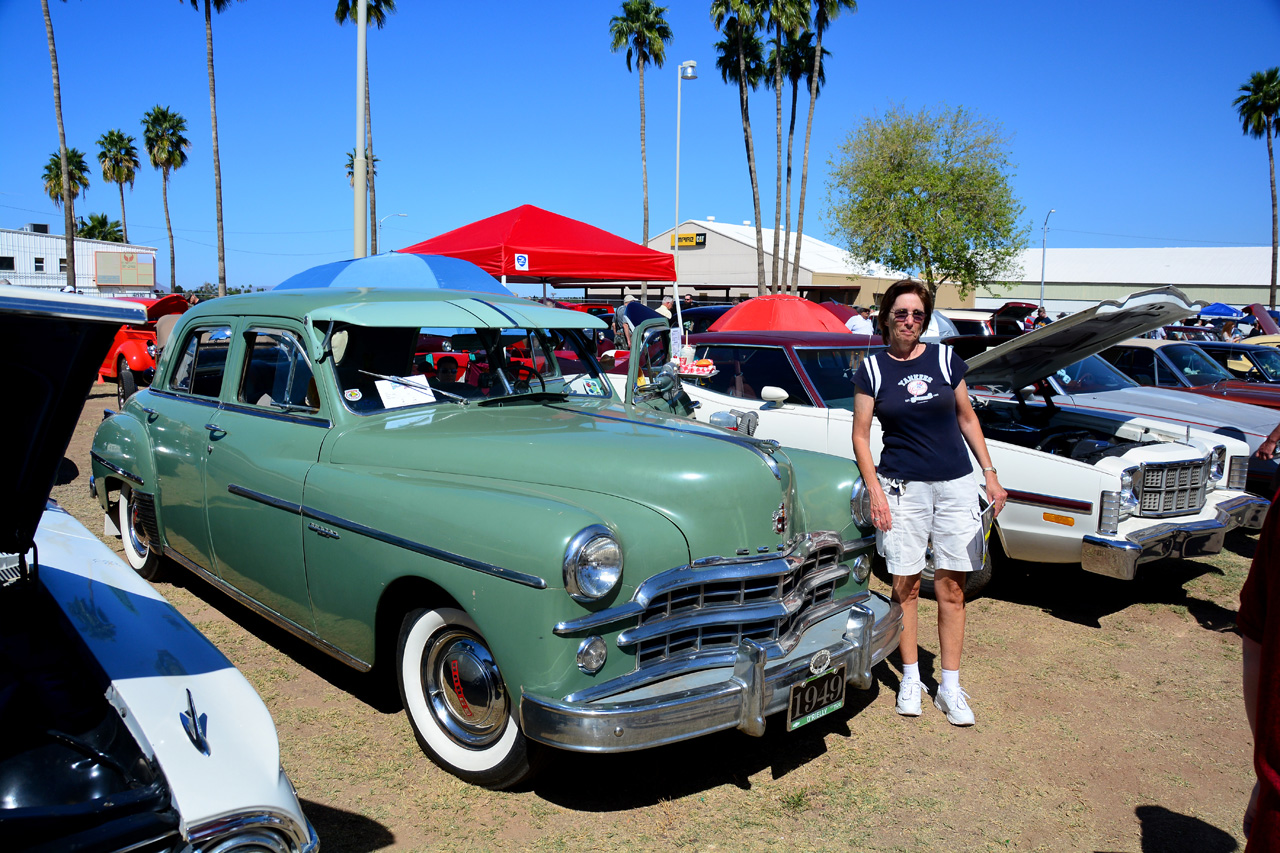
[772,502,787,534]
[809,649,832,676]
[180,688,211,756]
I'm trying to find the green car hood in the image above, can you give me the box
[323,401,805,560]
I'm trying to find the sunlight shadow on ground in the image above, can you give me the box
[1133,804,1237,852]
[300,799,394,852]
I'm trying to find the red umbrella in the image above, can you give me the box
[709,294,852,334]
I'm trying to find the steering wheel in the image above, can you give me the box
[1065,372,1095,392]
[509,363,546,393]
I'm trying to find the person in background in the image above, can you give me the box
[656,297,674,320]
[1023,312,1035,332]
[846,305,875,335]
[1223,319,1244,342]
[683,293,694,312]
[1033,307,1052,328]
[850,279,1006,727]
[1241,420,1280,850]
[614,294,636,347]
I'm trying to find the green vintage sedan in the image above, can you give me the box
[90,288,901,789]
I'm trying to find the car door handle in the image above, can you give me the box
[141,406,157,416]
[205,423,226,434]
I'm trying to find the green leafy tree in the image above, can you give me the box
[41,0,76,288]
[77,212,124,242]
[609,0,672,303]
[336,0,398,254]
[187,0,241,298]
[97,129,140,243]
[826,103,1030,300]
[712,0,768,295]
[1234,67,1280,309]
[792,0,855,292]
[764,1,807,292]
[345,147,379,189]
[42,147,89,208]
[142,105,191,291]
[768,28,826,292]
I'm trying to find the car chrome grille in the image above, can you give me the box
[629,543,845,667]
[1138,460,1209,517]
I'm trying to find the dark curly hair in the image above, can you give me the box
[876,279,934,338]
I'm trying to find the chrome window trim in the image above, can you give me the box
[148,387,224,410]
[90,451,144,487]
[219,400,332,428]
[226,483,547,590]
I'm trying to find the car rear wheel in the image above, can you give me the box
[397,607,534,790]
[119,485,163,581]
[116,356,137,409]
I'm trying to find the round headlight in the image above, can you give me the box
[577,636,607,674]
[850,553,871,584]
[850,479,873,528]
[564,525,623,602]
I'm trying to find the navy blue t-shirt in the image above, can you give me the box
[852,343,971,482]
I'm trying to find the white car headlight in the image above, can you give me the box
[1119,466,1140,519]
[1207,445,1227,487]
[850,479,873,528]
[563,525,623,602]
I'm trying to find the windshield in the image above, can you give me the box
[794,346,878,409]
[1162,344,1233,386]
[329,324,610,413]
[1247,346,1280,380]
[1047,354,1137,395]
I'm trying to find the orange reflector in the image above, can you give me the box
[1043,512,1075,527]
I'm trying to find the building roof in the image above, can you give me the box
[670,220,902,279]
[1011,247,1272,286]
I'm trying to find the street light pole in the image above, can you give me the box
[672,59,697,357]
[353,0,368,258]
[378,213,407,251]
[1039,208,1056,310]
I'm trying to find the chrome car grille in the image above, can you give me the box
[628,542,846,667]
[1138,460,1208,517]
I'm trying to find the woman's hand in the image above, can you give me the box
[986,471,1008,518]
[1257,435,1278,461]
[869,486,893,531]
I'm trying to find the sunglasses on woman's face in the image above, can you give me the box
[891,309,927,323]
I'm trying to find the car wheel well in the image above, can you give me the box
[375,577,461,673]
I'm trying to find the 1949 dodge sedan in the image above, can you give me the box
[90,287,900,789]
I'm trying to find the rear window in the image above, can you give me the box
[169,326,231,398]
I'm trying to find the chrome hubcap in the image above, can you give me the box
[423,630,507,749]
[127,498,150,558]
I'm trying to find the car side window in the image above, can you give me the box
[169,326,232,398]
[239,328,318,411]
[696,345,814,406]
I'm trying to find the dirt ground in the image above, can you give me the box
[55,384,1258,852]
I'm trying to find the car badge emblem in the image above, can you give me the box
[772,502,787,534]
[180,688,211,756]
[809,649,832,676]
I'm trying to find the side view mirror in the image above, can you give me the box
[760,386,788,407]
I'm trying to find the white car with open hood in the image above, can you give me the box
[0,287,316,853]
[665,287,1269,594]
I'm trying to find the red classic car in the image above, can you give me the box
[1100,338,1280,412]
[97,293,189,407]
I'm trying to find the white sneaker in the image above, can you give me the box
[934,686,975,726]
[896,679,927,716]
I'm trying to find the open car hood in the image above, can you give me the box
[0,286,144,554]
[965,287,1200,391]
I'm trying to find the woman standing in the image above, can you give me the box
[850,280,1007,726]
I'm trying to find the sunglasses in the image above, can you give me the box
[891,309,927,323]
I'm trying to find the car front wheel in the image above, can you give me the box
[119,485,162,581]
[397,607,534,790]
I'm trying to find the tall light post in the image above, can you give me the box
[353,0,369,258]
[378,213,407,251]
[1039,208,1055,310]
[672,59,697,357]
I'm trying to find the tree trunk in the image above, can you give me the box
[118,180,129,244]
[204,0,226,298]
[366,55,377,254]
[736,27,766,296]
[793,26,825,298]
[41,0,76,292]
[771,36,784,294]
[1269,118,1277,310]
[639,58,649,304]
[162,170,176,290]
[782,79,799,293]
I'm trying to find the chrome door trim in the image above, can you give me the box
[90,452,144,487]
[219,400,332,428]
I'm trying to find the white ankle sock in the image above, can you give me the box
[941,668,960,693]
[902,662,920,684]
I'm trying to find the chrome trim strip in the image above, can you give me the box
[165,546,373,673]
[227,483,302,515]
[90,452,144,487]
[546,403,783,480]
[0,294,144,324]
[148,388,223,409]
[1005,489,1093,514]
[220,400,332,428]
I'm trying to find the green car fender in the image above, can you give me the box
[90,410,159,515]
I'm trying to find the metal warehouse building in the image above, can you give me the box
[0,223,158,297]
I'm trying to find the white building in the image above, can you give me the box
[0,223,158,296]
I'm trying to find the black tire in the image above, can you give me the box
[396,607,535,789]
[117,356,138,409]
[920,528,997,600]
[119,485,163,581]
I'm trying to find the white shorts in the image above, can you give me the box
[876,474,984,576]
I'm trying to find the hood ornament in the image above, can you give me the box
[772,502,787,534]
[180,688,211,756]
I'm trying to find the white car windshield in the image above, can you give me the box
[1048,354,1138,394]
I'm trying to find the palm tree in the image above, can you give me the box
[609,0,673,303]
[142,106,191,291]
[77,213,124,242]
[345,147,379,190]
[97,130,140,243]
[1235,67,1280,309]
[764,1,807,292]
[188,0,238,298]
[336,0,398,254]
[42,148,90,208]
[41,0,76,289]
[769,29,826,292]
[712,1,769,295]
[792,0,856,291]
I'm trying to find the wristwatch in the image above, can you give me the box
[981,466,997,475]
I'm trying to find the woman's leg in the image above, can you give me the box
[933,568,966,671]
[891,572,922,665]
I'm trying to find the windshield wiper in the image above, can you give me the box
[358,369,469,404]
[476,389,569,406]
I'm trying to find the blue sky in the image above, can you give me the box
[3,1,1279,292]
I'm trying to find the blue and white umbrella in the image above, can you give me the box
[1199,301,1245,320]
[274,252,513,296]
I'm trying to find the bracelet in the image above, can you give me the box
[981,466,997,475]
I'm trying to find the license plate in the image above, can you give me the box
[786,665,845,731]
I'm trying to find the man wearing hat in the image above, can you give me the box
[846,305,875,335]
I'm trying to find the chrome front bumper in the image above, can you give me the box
[1081,493,1270,581]
[520,592,901,753]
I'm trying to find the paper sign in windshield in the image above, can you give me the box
[376,375,436,407]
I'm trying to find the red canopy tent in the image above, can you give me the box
[398,204,676,285]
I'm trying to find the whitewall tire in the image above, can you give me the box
[119,485,162,581]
